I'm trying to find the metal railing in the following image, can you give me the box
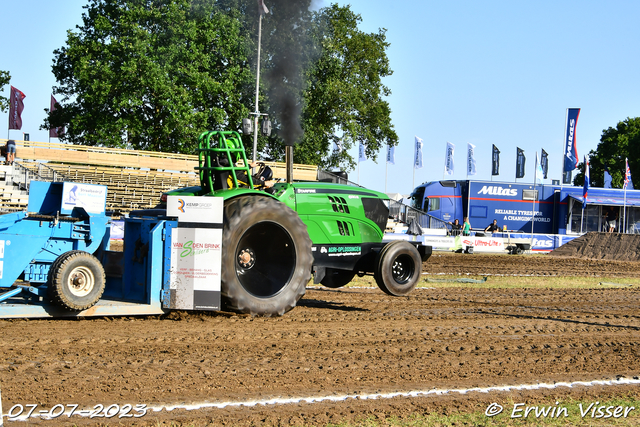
[10,161,69,191]
[388,199,449,231]
[11,162,38,191]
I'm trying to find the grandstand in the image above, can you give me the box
[0,139,318,214]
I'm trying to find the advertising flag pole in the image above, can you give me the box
[560,108,568,188]
[532,152,537,236]
[385,158,388,193]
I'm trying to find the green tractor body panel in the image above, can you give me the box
[276,182,388,245]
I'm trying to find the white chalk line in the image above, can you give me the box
[6,376,640,421]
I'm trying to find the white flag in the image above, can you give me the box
[387,145,395,165]
[467,143,476,176]
[414,136,423,169]
[359,142,367,162]
[444,142,455,175]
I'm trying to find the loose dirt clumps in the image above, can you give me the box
[2,254,640,426]
[550,232,640,261]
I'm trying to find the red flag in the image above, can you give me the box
[624,158,632,189]
[257,0,269,15]
[49,95,65,138]
[8,86,26,130]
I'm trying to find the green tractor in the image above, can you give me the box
[160,131,430,316]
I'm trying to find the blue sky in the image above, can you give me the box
[2,1,640,195]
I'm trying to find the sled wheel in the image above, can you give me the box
[374,241,422,296]
[48,250,106,311]
[222,196,313,316]
[321,268,356,289]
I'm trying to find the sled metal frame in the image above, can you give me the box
[0,216,174,319]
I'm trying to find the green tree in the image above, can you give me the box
[0,70,10,113]
[45,0,398,169]
[299,4,397,170]
[574,117,640,188]
[44,0,254,153]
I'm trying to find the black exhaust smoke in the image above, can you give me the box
[264,0,311,147]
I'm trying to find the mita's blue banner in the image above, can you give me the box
[563,108,580,173]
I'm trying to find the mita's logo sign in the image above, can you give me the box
[477,186,518,196]
[565,118,576,156]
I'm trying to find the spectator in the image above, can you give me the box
[448,219,462,236]
[484,219,500,233]
[608,207,618,233]
[5,140,16,165]
[462,217,471,236]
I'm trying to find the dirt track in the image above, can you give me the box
[2,253,640,426]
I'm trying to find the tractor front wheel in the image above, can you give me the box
[374,241,422,296]
[48,250,106,311]
[222,196,313,316]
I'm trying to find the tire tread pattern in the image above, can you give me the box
[47,250,106,311]
[221,196,313,316]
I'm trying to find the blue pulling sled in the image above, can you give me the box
[0,181,179,318]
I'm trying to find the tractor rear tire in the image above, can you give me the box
[321,268,356,289]
[374,241,422,296]
[221,196,313,316]
[47,250,106,311]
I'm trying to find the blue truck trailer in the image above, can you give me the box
[407,179,640,251]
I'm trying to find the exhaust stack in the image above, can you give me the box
[286,146,293,184]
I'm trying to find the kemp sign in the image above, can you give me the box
[468,182,554,233]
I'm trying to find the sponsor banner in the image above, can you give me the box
[563,108,580,172]
[469,182,555,234]
[492,144,500,176]
[387,145,395,164]
[167,196,223,223]
[110,220,124,240]
[444,142,455,175]
[516,147,525,179]
[385,231,578,253]
[169,227,222,311]
[8,86,26,130]
[476,185,519,197]
[421,236,456,249]
[359,142,367,162]
[167,195,223,311]
[414,136,423,169]
[505,233,578,252]
[541,149,549,179]
[318,245,362,257]
[461,236,504,252]
[61,182,107,214]
[467,143,476,176]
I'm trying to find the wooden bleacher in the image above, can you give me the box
[0,139,318,214]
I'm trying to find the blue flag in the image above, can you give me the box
[583,156,590,209]
[516,147,525,179]
[563,108,580,173]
